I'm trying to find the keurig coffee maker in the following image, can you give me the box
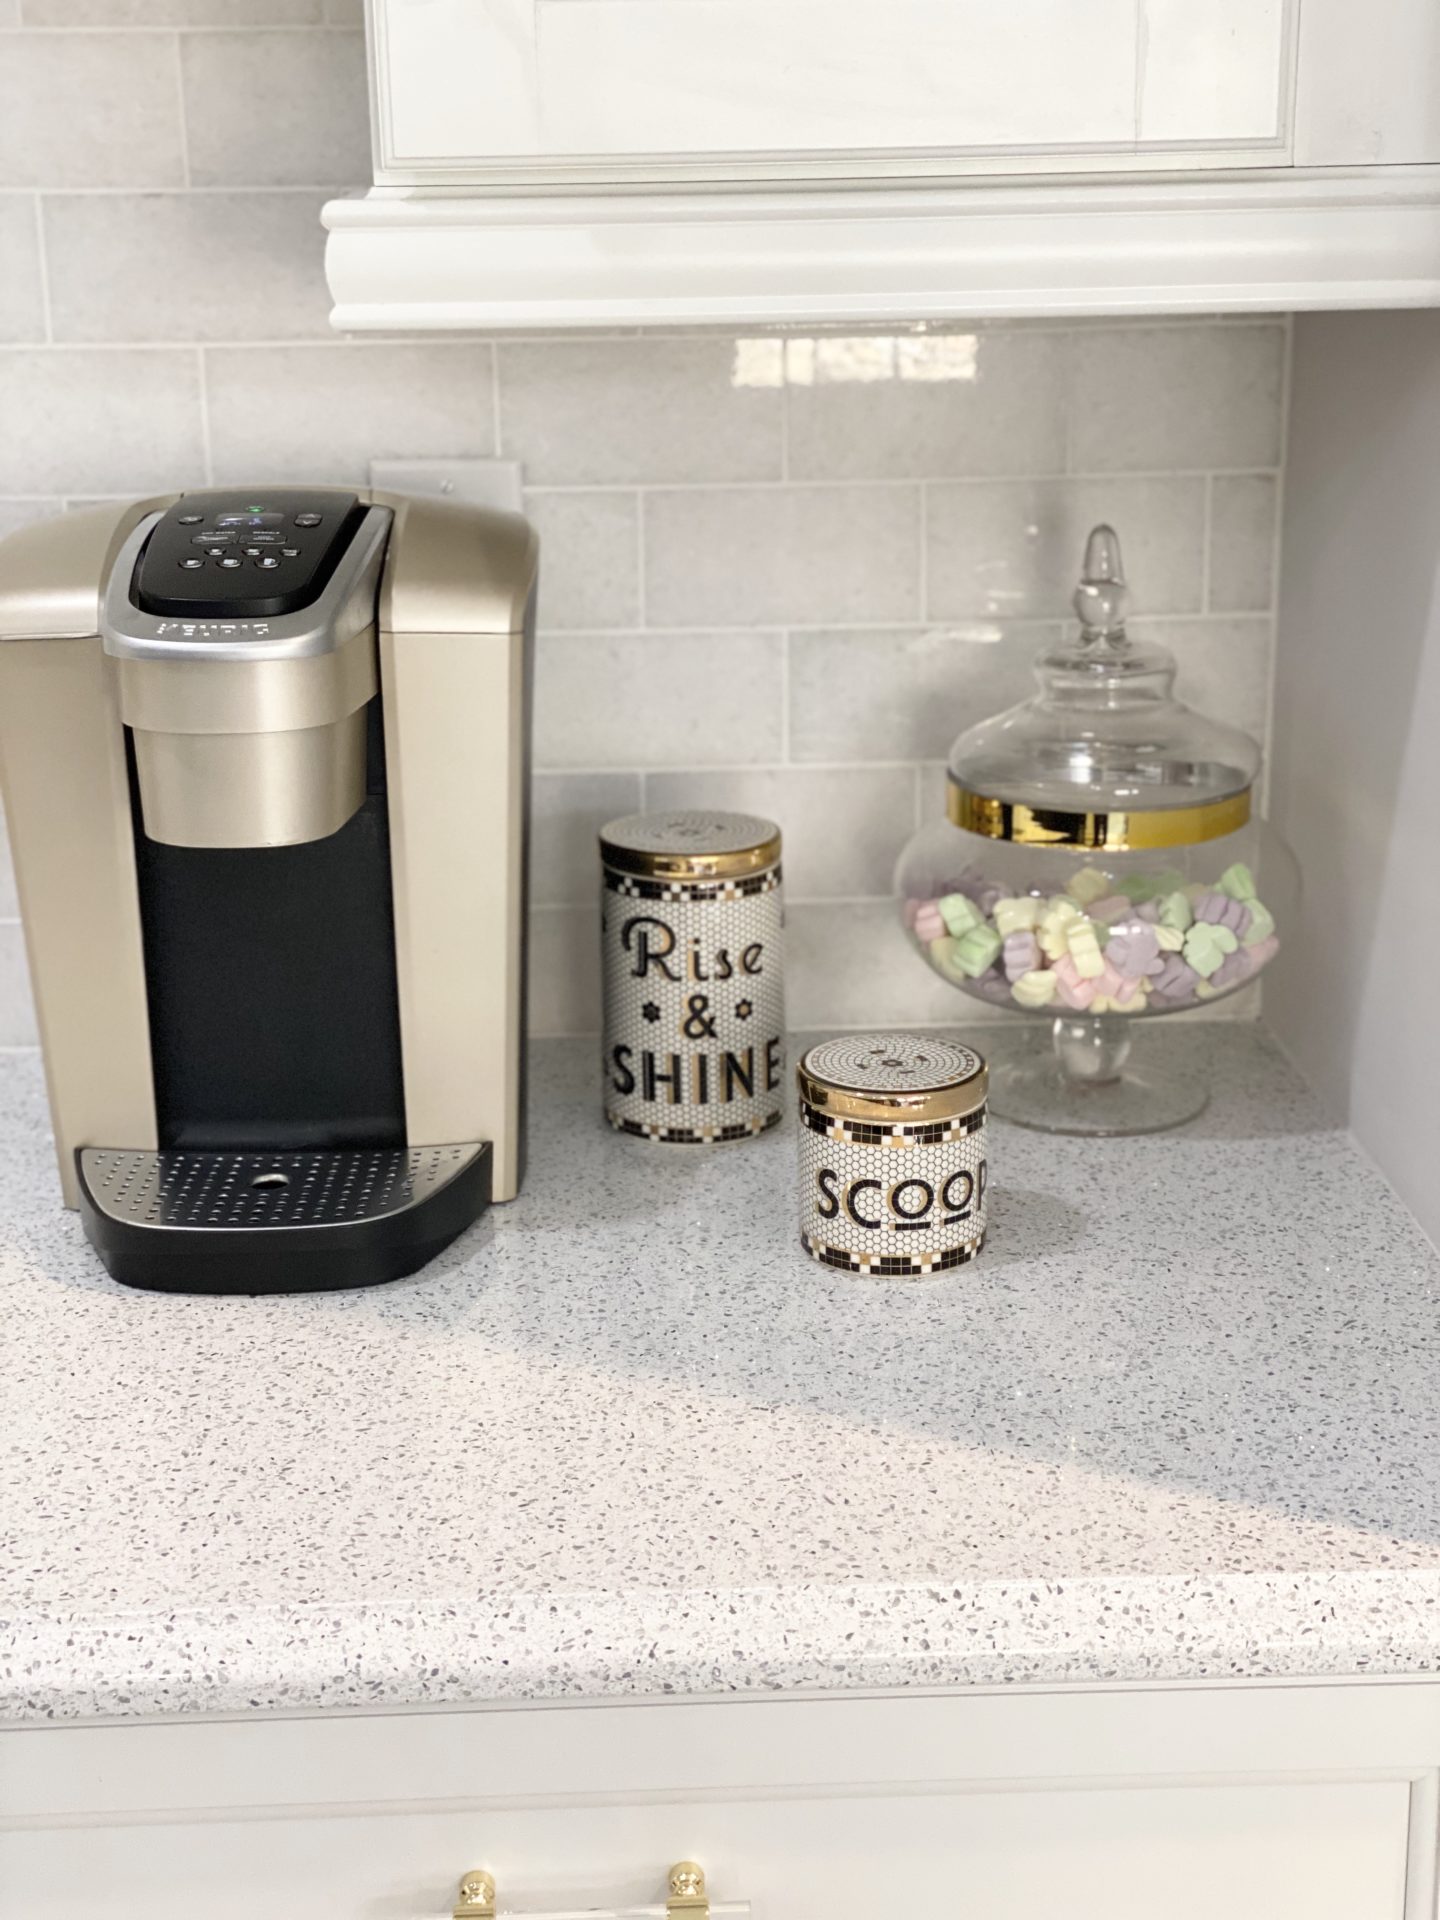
[0,488,537,1294]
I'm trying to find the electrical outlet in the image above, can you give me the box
[368,458,524,513]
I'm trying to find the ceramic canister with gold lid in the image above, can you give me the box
[600,809,784,1143]
[796,1033,988,1276]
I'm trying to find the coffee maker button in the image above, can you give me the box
[242,546,262,557]
[204,545,228,557]
[255,555,282,569]
[178,513,203,525]
[294,513,322,527]
[179,556,204,569]
[281,547,300,558]
[219,556,243,569]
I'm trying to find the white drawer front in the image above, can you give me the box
[0,1777,1414,1919]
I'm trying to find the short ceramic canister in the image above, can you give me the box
[796,1033,988,1276]
[600,809,785,1143]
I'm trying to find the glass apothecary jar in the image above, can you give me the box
[895,526,1300,1135]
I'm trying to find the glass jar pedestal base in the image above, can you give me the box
[990,1014,1209,1137]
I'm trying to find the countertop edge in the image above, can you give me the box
[7,1567,1440,1725]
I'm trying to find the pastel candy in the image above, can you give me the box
[1158,890,1194,933]
[1195,890,1251,937]
[1105,920,1163,978]
[951,923,1003,977]
[927,935,967,984]
[1151,954,1200,1002]
[992,894,1042,937]
[1066,865,1111,907]
[1037,897,1083,959]
[1088,894,1133,926]
[975,966,1014,1005]
[1093,959,1125,999]
[938,891,983,937]
[1243,898,1276,946]
[1065,917,1106,979]
[1219,862,1258,901]
[1002,930,1040,980]
[912,901,945,943]
[1246,933,1280,971]
[1155,924,1185,952]
[1183,920,1239,978]
[1210,946,1253,990]
[1135,899,1162,923]
[1052,954,1098,1009]
[902,897,921,930]
[1010,968,1059,1009]
[977,884,1006,916]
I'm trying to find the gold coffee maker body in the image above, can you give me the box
[0,488,537,1293]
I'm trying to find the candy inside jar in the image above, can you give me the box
[900,836,1287,1019]
[894,525,1300,1135]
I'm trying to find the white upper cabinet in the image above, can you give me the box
[373,0,1290,182]
[325,0,1440,327]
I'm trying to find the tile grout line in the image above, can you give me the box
[1201,472,1214,614]
[635,491,647,629]
[172,29,191,193]
[918,481,929,623]
[197,347,215,486]
[31,194,53,346]
[779,629,791,763]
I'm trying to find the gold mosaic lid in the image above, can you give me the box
[599,809,781,882]
[797,1033,988,1125]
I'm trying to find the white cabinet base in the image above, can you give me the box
[5,1679,1440,1919]
[323,167,1440,330]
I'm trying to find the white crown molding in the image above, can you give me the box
[323,166,1440,331]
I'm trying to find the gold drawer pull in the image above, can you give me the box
[667,1863,708,1918]
[454,1871,496,1919]
[453,1861,730,1920]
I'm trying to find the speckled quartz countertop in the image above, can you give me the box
[4,1027,1440,1725]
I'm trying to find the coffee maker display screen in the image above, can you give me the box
[214,511,285,530]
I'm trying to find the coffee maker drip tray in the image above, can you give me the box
[76,1143,492,1295]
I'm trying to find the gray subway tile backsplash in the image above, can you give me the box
[533,631,785,770]
[0,198,44,345]
[0,349,207,495]
[499,338,785,486]
[45,194,335,343]
[0,32,186,188]
[0,10,1290,1038]
[205,343,497,484]
[784,328,1068,481]
[180,30,371,188]
[644,483,922,628]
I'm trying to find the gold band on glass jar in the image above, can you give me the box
[947,778,1252,851]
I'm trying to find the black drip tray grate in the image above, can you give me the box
[76,1143,492,1294]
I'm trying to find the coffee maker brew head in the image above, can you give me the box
[101,490,390,849]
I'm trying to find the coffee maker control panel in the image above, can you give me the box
[134,491,366,620]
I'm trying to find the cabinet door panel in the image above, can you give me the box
[374,0,1293,177]
[0,1778,1412,1919]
